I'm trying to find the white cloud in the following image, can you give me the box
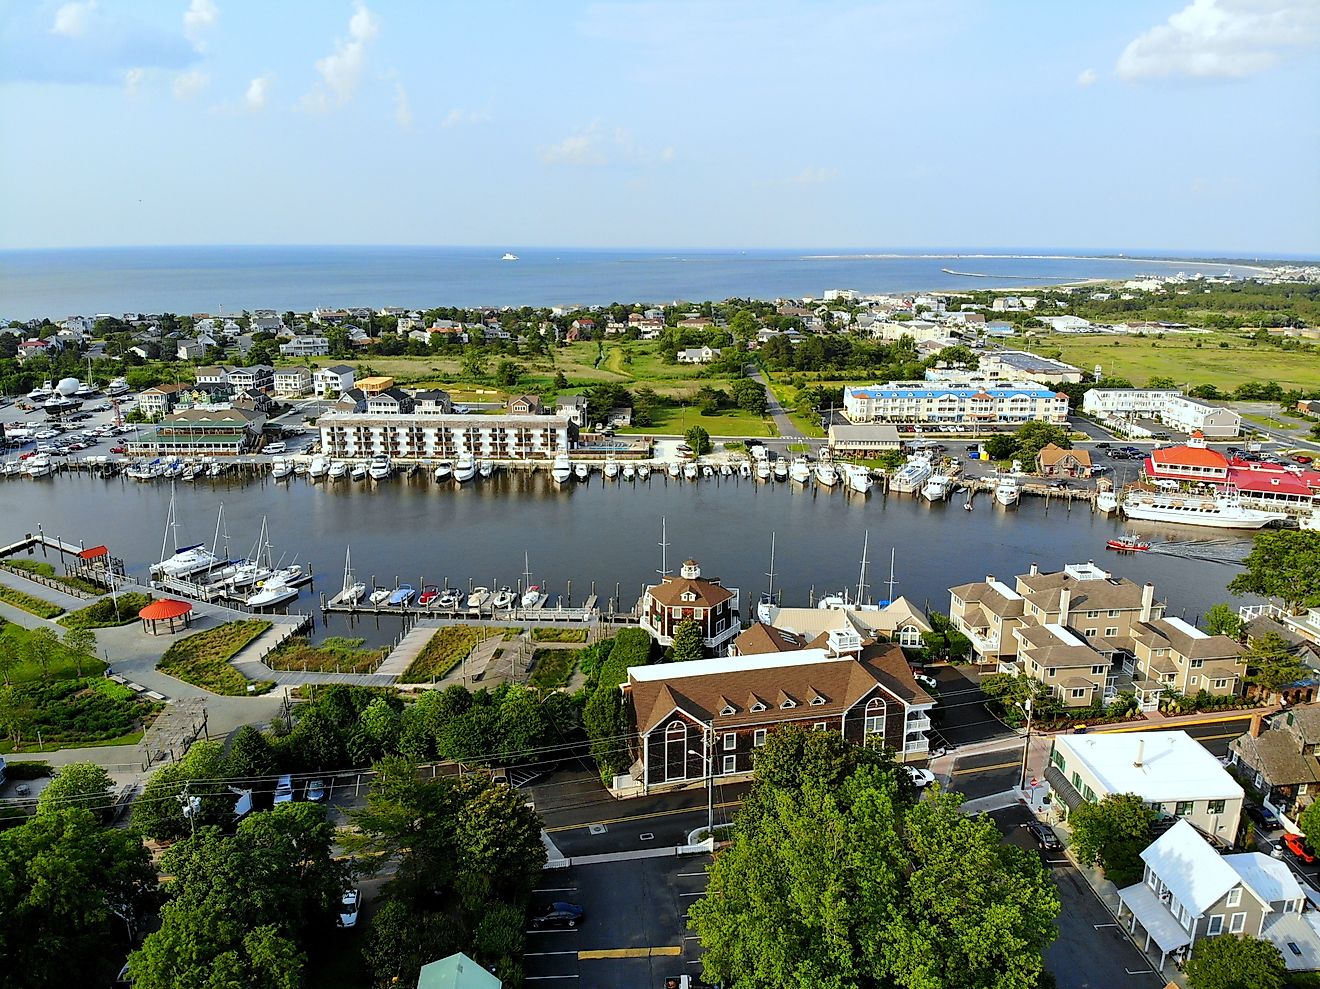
[245,75,270,111]
[183,0,218,48]
[1076,67,1099,87]
[539,130,606,166]
[793,166,837,186]
[51,0,96,38]
[393,82,412,129]
[538,124,675,167]
[172,68,210,101]
[443,108,492,127]
[303,2,379,110]
[1116,0,1320,82]
[124,66,145,96]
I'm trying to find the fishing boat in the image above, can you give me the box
[308,455,329,480]
[492,587,515,609]
[453,453,476,483]
[604,457,620,480]
[789,457,812,484]
[702,464,715,479]
[1106,536,1151,553]
[772,459,788,481]
[478,460,495,479]
[1121,485,1286,529]
[891,454,934,493]
[339,547,367,605]
[845,464,872,494]
[368,586,391,606]
[467,586,492,609]
[994,477,1020,508]
[684,462,699,481]
[388,584,417,607]
[270,458,293,480]
[418,584,442,606]
[246,578,298,609]
[622,463,636,481]
[437,588,461,609]
[739,460,753,479]
[813,459,838,487]
[574,462,590,481]
[293,460,309,476]
[668,461,682,479]
[921,473,953,502]
[756,459,772,482]
[552,452,573,485]
[433,461,452,481]
[637,463,651,480]
[1095,490,1119,515]
[368,455,393,481]
[350,463,368,482]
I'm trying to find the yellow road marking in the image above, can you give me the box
[1095,712,1257,733]
[545,801,740,834]
[952,760,1020,775]
[579,946,683,959]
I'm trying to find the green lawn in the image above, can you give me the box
[1039,331,1320,392]
[0,730,144,754]
[157,620,275,695]
[58,592,156,630]
[761,373,826,437]
[619,404,774,437]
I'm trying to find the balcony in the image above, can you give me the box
[904,736,930,755]
[906,714,932,733]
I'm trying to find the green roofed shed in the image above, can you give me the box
[416,952,502,989]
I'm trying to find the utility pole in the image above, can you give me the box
[705,723,714,837]
[1018,698,1034,791]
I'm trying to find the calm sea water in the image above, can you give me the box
[5,472,1249,645]
[0,246,1269,319]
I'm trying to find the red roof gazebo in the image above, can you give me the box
[139,598,194,635]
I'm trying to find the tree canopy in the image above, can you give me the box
[1228,530,1320,610]
[1067,793,1155,886]
[1243,632,1315,696]
[36,761,115,819]
[1184,933,1286,989]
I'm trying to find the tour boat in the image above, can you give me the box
[1106,536,1151,553]
[368,587,391,606]
[328,460,348,480]
[813,459,838,487]
[350,463,368,482]
[467,586,492,609]
[551,452,572,485]
[388,584,417,607]
[845,464,872,495]
[521,584,546,608]
[453,453,476,483]
[921,473,953,502]
[1121,486,1287,530]
[574,462,590,481]
[368,455,393,481]
[995,477,1020,508]
[492,587,515,610]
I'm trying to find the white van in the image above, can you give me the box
[264,441,287,455]
[273,774,293,804]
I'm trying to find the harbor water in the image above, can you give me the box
[4,472,1252,641]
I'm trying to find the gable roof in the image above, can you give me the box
[734,623,806,655]
[1224,852,1304,905]
[1037,443,1091,468]
[1141,819,1242,915]
[646,574,734,609]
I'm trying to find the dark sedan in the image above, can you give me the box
[1025,822,1062,851]
[531,902,584,929]
[1246,803,1282,832]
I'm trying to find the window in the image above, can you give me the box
[670,606,681,618]
[1207,915,1224,936]
[1105,627,1118,638]
[864,698,885,738]
[723,732,736,751]
[1072,772,1084,790]
[1087,610,1098,619]
[720,705,735,716]
[814,722,827,731]
[810,695,826,706]
[1190,676,1199,687]
[780,698,796,709]
[1190,658,1204,669]
[1175,801,1195,817]
[1084,628,1097,638]
[1214,679,1229,690]
[1047,667,1057,679]
[1071,688,1087,699]
[1229,912,1246,934]
[1108,609,1120,618]
[1051,749,1066,771]
[1091,664,1106,676]
[722,755,736,775]
[1226,887,1241,907]
[753,728,767,747]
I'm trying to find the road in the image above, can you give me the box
[749,366,804,441]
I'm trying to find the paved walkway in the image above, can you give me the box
[373,621,437,678]
[751,367,804,440]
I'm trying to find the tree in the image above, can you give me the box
[37,761,115,818]
[732,377,768,415]
[0,807,156,989]
[1184,933,1285,989]
[1068,793,1154,883]
[61,627,97,677]
[1243,632,1314,696]
[1228,530,1320,610]
[983,433,1018,461]
[1204,603,1243,639]
[553,370,568,390]
[226,724,277,780]
[22,627,60,681]
[494,359,523,387]
[670,618,705,663]
[685,425,712,456]
[1297,799,1320,842]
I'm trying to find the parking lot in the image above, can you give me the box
[523,853,711,988]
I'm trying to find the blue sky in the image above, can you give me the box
[0,0,1317,254]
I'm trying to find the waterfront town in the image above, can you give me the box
[2,266,1320,989]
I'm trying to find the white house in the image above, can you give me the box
[278,336,330,358]
[677,346,721,364]
[1047,731,1244,843]
[272,367,312,396]
[313,364,355,398]
[1082,389,1241,437]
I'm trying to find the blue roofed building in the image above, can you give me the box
[843,380,1069,427]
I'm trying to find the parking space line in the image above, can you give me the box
[535,888,578,893]
[524,951,579,957]
[678,891,705,897]
[579,946,683,959]
[676,872,708,878]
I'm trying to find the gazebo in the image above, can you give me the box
[139,598,194,635]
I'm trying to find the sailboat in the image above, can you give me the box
[756,532,779,624]
[521,552,546,608]
[151,487,223,579]
[340,546,366,605]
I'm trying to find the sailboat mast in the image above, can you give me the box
[765,532,777,600]
[159,485,176,564]
[884,546,898,605]
[658,516,670,579]
[855,530,870,605]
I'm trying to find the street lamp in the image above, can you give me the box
[1018,698,1035,791]
[688,724,714,839]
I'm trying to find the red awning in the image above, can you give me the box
[138,599,193,620]
[77,545,108,560]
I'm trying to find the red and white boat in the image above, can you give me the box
[1106,536,1151,553]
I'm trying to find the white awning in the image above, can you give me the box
[1117,883,1192,954]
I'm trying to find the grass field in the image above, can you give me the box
[5,651,107,685]
[762,373,826,437]
[1039,331,1320,392]
[157,620,274,695]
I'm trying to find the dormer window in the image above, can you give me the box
[780,697,797,709]
[810,695,826,706]
[720,705,736,716]
[681,591,696,602]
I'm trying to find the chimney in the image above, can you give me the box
[1058,586,1071,624]
[1133,739,1145,768]
[986,573,995,585]
[1140,583,1155,623]
[1250,713,1265,738]
[1029,562,1039,577]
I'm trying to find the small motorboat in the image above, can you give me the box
[351,463,368,482]
[622,463,636,481]
[772,459,788,481]
[418,584,442,606]
[492,587,515,609]
[701,464,714,479]
[720,463,733,477]
[574,462,590,481]
[756,459,772,482]
[552,452,572,485]
[271,458,293,480]
[1107,537,1152,553]
[309,456,329,480]
[438,588,461,609]
[521,584,546,608]
[637,463,651,480]
[434,461,453,482]
[467,586,492,609]
[368,455,393,481]
[388,584,416,607]
[328,460,348,480]
[247,578,298,609]
[604,459,620,480]
[739,461,752,479]
[293,460,309,476]
[668,461,681,479]
[368,586,391,606]
[478,460,495,479]
[683,462,698,481]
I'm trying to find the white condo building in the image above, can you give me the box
[844,380,1068,426]
[1082,389,1241,437]
[319,413,577,461]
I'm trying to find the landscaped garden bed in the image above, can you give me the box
[58,592,156,630]
[267,636,386,674]
[530,627,589,644]
[157,620,274,695]
[528,648,579,688]
[2,559,106,596]
[400,626,516,683]
[0,584,64,619]
[0,677,160,752]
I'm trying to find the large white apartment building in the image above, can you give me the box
[844,380,1068,426]
[319,413,576,461]
[1082,389,1241,437]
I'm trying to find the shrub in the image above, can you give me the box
[0,585,63,619]
[57,593,156,630]
[267,636,386,674]
[158,620,274,695]
[1,678,152,747]
[3,560,106,595]
[1,760,51,779]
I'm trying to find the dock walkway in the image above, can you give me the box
[373,621,439,679]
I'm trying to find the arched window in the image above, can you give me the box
[664,720,689,782]
[864,697,885,740]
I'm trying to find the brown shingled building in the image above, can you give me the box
[639,559,740,655]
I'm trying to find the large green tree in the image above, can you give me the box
[689,728,1059,989]
[0,807,156,989]
[1243,632,1315,696]
[1228,530,1320,610]
[1067,792,1155,885]
[685,424,712,456]
[1203,603,1243,639]
[670,618,706,663]
[1184,933,1285,989]
[36,761,115,819]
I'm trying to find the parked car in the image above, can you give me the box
[273,774,294,804]
[1284,831,1315,863]
[1025,822,1062,851]
[531,902,584,929]
[913,672,939,691]
[1294,455,1314,464]
[905,767,936,788]
[1245,803,1282,831]
[306,778,327,803]
[337,888,361,928]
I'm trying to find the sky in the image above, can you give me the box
[0,0,1317,255]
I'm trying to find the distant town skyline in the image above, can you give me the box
[1,0,1317,254]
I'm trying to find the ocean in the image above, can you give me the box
[0,245,1270,319]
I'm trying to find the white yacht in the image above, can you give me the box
[1095,490,1119,515]
[350,463,368,482]
[772,459,788,481]
[891,454,934,494]
[921,473,953,502]
[1122,486,1287,529]
[684,462,699,481]
[720,463,733,477]
[813,459,838,487]
[270,458,293,480]
[575,462,591,481]
[106,377,130,397]
[308,455,330,480]
[994,477,1020,508]
[153,543,223,580]
[453,453,477,483]
[27,380,53,402]
[844,464,872,494]
[246,578,298,609]
[604,458,620,480]
[552,452,573,485]
[368,455,393,481]
[501,252,519,261]
[790,457,812,484]
[433,461,453,482]
[328,460,348,480]
[756,459,772,482]
[492,587,515,610]
[23,453,54,478]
